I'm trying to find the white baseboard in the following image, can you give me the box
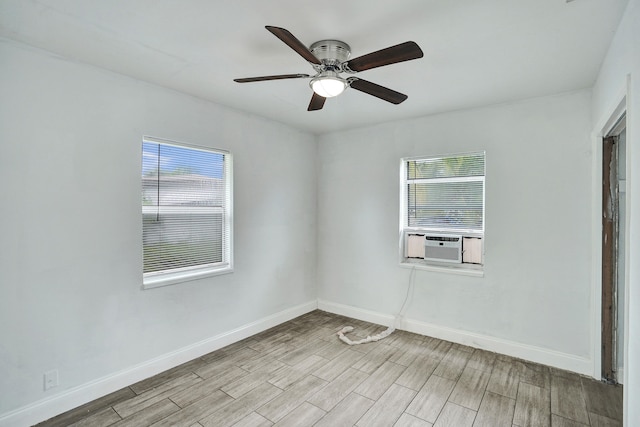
[318,299,593,376]
[0,300,317,427]
[318,299,396,327]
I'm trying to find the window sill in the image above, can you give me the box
[143,265,233,289]
[399,260,484,277]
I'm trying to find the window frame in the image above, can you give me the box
[142,136,233,289]
[399,151,485,275]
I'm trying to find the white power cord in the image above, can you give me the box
[337,266,416,345]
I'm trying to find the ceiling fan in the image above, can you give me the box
[234,26,424,111]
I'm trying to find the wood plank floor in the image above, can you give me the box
[36,311,623,427]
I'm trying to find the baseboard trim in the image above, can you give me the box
[0,300,317,427]
[318,299,593,376]
[617,367,624,385]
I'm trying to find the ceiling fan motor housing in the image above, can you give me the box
[309,40,351,72]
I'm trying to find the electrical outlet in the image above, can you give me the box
[44,369,59,390]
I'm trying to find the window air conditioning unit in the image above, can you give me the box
[424,233,462,263]
[404,232,463,264]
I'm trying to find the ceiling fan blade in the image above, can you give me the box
[349,78,408,104]
[266,26,321,65]
[346,41,423,72]
[234,74,310,83]
[307,92,326,111]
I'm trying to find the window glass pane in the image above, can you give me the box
[405,152,484,233]
[142,211,223,273]
[407,180,484,230]
[407,153,485,179]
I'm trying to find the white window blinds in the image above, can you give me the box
[405,152,485,233]
[142,137,232,285]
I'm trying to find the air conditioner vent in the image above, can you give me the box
[424,233,462,263]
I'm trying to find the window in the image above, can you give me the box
[142,137,232,288]
[400,152,485,269]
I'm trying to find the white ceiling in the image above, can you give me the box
[0,0,629,134]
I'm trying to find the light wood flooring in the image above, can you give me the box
[36,310,623,427]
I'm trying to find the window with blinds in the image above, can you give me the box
[142,137,232,288]
[401,152,485,267]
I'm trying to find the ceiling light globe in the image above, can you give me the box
[310,76,347,98]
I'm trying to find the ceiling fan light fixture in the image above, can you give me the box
[310,72,347,98]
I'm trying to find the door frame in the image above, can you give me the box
[590,83,629,384]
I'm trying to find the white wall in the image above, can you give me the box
[0,39,317,421]
[318,90,593,369]
[592,0,640,424]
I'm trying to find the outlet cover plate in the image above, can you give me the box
[44,369,59,390]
